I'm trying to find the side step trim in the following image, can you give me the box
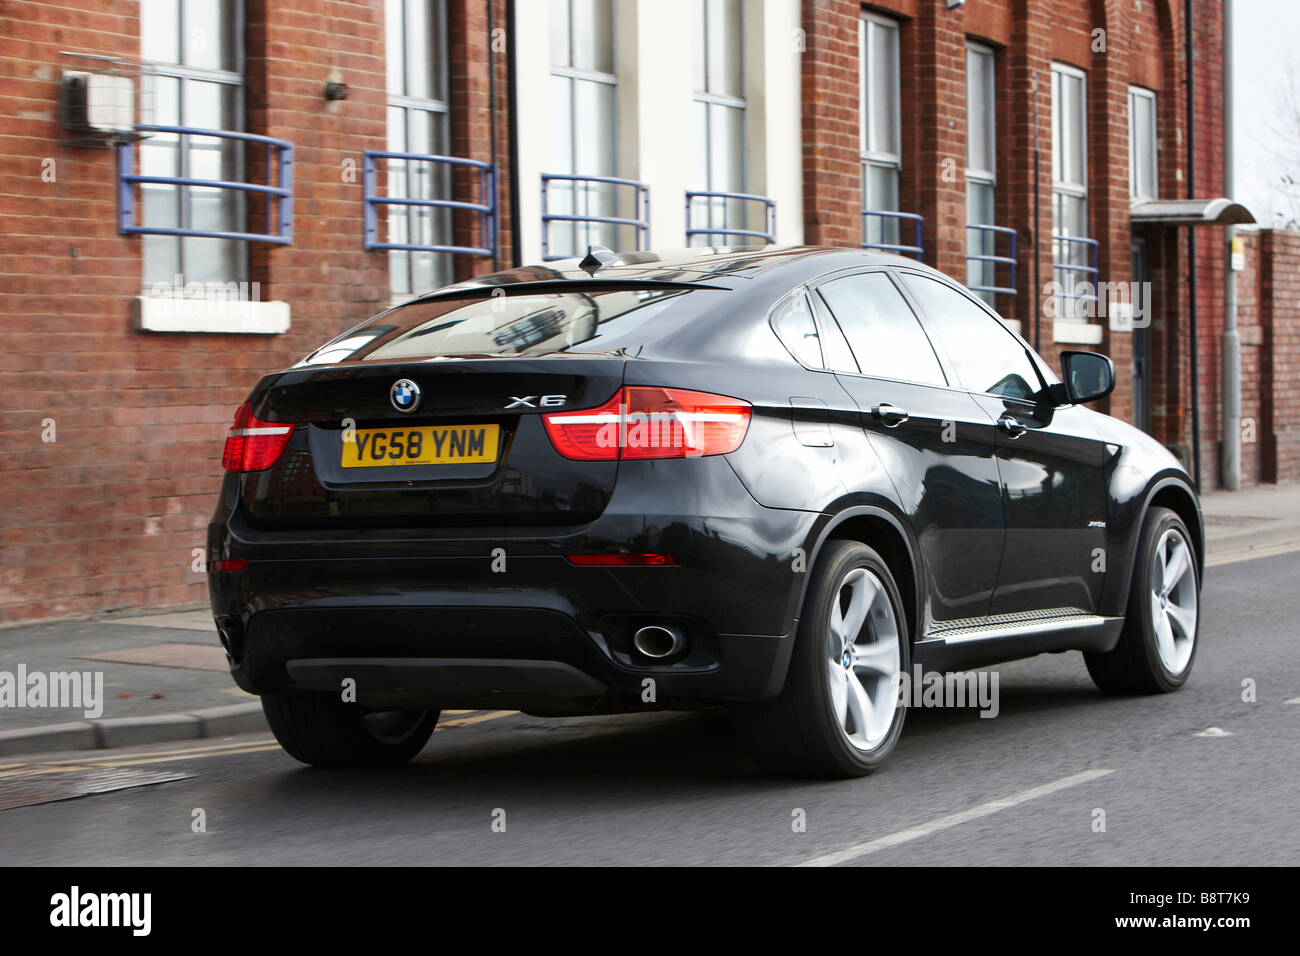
[913,611,1124,672]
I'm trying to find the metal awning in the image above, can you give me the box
[1130,198,1256,225]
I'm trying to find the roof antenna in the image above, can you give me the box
[578,244,620,276]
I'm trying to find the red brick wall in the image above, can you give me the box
[798,0,1234,489]
[1245,230,1300,483]
[0,0,517,624]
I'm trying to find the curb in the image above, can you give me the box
[0,702,267,757]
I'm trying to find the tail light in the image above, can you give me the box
[222,402,294,472]
[543,386,751,461]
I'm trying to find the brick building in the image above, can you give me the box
[0,0,1294,624]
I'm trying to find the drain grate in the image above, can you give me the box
[0,767,192,811]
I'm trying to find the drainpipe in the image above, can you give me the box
[488,0,500,271]
[1221,0,1241,490]
[506,0,522,268]
[1185,0,1201,490]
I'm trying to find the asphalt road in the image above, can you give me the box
[2,549,1298,867]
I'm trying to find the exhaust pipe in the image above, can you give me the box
[632,624,686,660]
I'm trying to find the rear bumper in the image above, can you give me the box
[208,457,823,708]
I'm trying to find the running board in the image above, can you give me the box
[913,609,1124,672]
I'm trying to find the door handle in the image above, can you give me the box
[998,414,1028,438]
[871,403,910,427]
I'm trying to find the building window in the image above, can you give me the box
[1129,86,1158,202]
[1051,62,1094,323]
[860,13,903,251]
[386,0,452,300]
[966,42,997,303]
[690,0,745,245]
[548,0,617,256]
[139,0,245,290]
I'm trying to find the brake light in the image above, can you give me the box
[221,402,294,472]
[542,386,751,461]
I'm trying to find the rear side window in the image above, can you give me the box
[771,293,824,369]
[815,272,947,386]
[899,274,1044,400]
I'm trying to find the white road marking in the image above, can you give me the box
[796,768,1116,867]
[1286,698,1300,705]
[1193,726,1233,737]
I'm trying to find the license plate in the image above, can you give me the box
[340,424,500,468]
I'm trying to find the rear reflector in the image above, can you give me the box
[222,402,294,472]
[542,386,751,461]
[208,559,249,572]
[565,553,676,566]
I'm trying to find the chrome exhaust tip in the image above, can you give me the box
[632,624,686,660]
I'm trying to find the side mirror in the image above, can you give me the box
[1056,350,1115,405]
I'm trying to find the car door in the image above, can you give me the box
[810,269,1005,625]
[896,271,1110,617]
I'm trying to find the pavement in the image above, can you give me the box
[1,480,1298,757]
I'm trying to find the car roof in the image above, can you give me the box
[418,245,947,298]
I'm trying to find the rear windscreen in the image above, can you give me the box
[299,286,715,365]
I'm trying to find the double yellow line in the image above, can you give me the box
[0,709,515,779]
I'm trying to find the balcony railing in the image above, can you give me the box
[861,210,924,259]
[541,173,649,261]
[117,125,294,244]
[965,224,1018,298]
[1052,235,1100,316]
[362,151,495,257]
[685,190,776,245]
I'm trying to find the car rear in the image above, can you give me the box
[207,279,820,716]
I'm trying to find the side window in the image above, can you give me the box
[899,274,1044,400]
[815,272,947,386]
[771,293,824,369]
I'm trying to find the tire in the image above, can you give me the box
[1085,506,1200,694]
[261,689,438,768]
[732,539,910,778]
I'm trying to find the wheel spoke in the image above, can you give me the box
[1154,607,1177,665]
[1165,540,1191,591]
[839,571,871,649]
[1166,600,1196,643]
[827,659,849,728]
[845,673,877,744]
[852,638,898,677]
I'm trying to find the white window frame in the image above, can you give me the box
[860,12,902,247]
[1051,62,1095,336]
[1128,85,1158,202]
[385,0,453,301]
[691,0,747,244]
[139,0,247,289]
[966,42,997,302]
[548,0,618,254]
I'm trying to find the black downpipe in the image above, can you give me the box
[1185,0,1201,489]
[1032,73,1041,353]
[506,0,523,268]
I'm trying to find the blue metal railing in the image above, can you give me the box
[966,223,1018,297]
[1052,234,1100,315]
[363,151,495,257]
[861,210,924,259]
[541,173,649,261]
[685,190,776,245]
[117,125,294,244]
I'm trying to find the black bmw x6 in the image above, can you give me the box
[208,245,1203,777]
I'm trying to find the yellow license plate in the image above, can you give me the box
[340,424,500,468]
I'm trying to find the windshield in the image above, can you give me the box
[299,286,703,365]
